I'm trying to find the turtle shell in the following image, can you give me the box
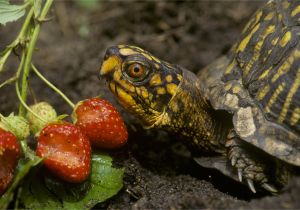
[207,0,300,166]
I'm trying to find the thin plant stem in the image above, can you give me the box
[31,64,75,108]
[0,76,17,89]
[19,0,54,116]
[0,7,34,73]
[16,82,46,123]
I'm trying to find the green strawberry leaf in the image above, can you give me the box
[0,156,42,209]
[0,0,28,26]
[19,152,124,210]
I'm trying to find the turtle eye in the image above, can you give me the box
[127,63,145,78]
[125,62,149,82]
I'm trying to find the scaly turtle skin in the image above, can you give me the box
[100,0,300,193]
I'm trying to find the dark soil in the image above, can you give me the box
[1,1,300,209]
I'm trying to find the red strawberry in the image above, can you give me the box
[36,122,91,183]
[73,97,128,149]
[0,127,21,195]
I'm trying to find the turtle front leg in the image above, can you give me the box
[226,130,280,193]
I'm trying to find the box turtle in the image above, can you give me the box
[99,0,300,193]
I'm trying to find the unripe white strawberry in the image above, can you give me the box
[26,102,57,136]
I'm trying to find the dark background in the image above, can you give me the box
[1,1,300,209]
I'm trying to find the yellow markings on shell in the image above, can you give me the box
[291,108,300,126]
[166,83,178,95]
[156,87,166,95]
[166,75,173,83]
[264,82,286,113]
[149,74,162,86]
[256,85,270,101]
[238,23,260,52]
[100,55,120,76]
[155,63,160,69]
[224,83,232,91]
[282,1,290,9]
[264,12,274,21]
[272,56,293,83]
[279,31,291,48]
[224,60,236,75]
[232,85,241,94]
[259,66,272,80]
[278,69,300,123]
[244,25,275,75]
[272,37,279,45]
[291,5,300,17]
[242,10,261,34]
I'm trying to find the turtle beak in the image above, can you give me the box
[99,46,121,80]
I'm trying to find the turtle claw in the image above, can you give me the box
[247,179,256,193]
[262,183,278,193]
[238,169,243,182]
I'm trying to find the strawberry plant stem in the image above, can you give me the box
[31,64,75,108]
[0,76,17,89]
[19,0,54,117]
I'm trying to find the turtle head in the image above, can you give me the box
[99,45,183,127]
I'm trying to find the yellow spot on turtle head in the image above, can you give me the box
[119,48,137,56]
[109,82,116,92]
[156,87,166,95]
[115,86,135,107]
[150,74,162,86]
[166,75,173,83]
[142,53,154,61]
[113,70,122,81]
[279,31,291,47]
[292,5,300,17]
[166,83,178,95]
[140,87,149,99]
[151,55,161,63]
[100,55,120,76]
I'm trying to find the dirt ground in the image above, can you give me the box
[1,1,300,209]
